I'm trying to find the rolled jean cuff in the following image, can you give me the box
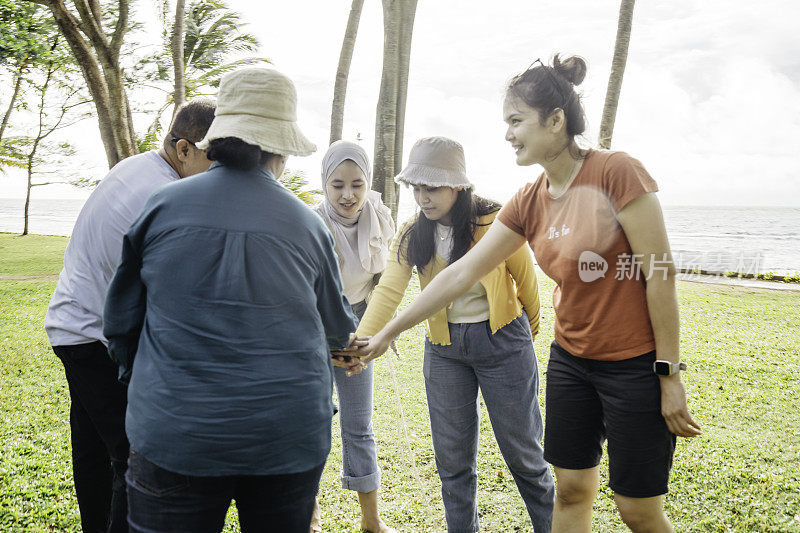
[340,470,381,493]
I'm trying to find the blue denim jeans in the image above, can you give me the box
[332,299,381,493]
[126,450,324,533]
[423,313,554,532]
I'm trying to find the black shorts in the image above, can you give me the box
[543,341,677,498]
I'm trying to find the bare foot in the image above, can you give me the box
[361,518,396,533]
[309,499,322,533]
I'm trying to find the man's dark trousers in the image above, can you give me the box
[53,341,129,533]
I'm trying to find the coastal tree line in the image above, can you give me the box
[0,0,635,234]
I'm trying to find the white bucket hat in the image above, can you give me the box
[196,68,316,156]
[394,136,473,190]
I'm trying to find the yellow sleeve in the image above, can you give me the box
[505,244,541,338]
[356,220,415,337]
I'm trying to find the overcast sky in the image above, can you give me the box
[2,0,798,207]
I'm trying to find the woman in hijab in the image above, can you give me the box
[311,140,395,533]
[103,68,359,533]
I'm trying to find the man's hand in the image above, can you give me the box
[660,374,702,438]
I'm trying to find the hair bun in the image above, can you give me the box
[553,54,587,86]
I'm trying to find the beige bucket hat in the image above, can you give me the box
[196,68,316,156]
[394,136,473,190]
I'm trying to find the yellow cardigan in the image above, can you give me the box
[357,211,540,345]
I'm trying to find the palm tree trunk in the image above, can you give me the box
[391,0,418,220]
[171,0,186,113]
[0,60,26,143]
[598,0,636,150]
[372,0,401,217]
[373,0,417,221]
[330,0,364,145]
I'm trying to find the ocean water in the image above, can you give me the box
[0,198,86,238]
[1,198,798,275]
[663,206,799,277]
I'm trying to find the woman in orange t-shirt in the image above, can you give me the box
[347,55,701,531]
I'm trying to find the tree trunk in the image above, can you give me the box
[373,0,416,221]
[23,58,52,236]
[171,0,186,113]
[372,0,400,218]
[23,156,33,235]
[27,0,137,167]
[0,60,26,143]
[330,0,364,145]
[76,0,137,159]
[598,0,636,150]
[391,0,417,221]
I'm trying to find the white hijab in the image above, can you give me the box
[314,141,395,278]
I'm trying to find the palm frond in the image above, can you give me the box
[188,56,271,84]
[278,169,320,206]
[141,0,269,132]
[183,0,259,71]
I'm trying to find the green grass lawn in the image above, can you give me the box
[0,233,67,276]
[1,233,799,532]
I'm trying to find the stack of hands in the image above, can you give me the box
[331,332,393,376]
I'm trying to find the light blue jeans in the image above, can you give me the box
[332,300,381,493]
[423,312,554,532]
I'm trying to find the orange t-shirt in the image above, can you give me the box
[497,149,658,361]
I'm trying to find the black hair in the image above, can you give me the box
[205,137,276,171]
[507,54,588,140]
[168,99,216,143]
[399,189,501,272]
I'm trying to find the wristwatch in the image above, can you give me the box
[653,360,687,376]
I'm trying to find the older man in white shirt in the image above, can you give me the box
[44,100,215,533]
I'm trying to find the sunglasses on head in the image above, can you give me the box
[170,134,198,147]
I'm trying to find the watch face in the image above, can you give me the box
[654,361,672,375]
